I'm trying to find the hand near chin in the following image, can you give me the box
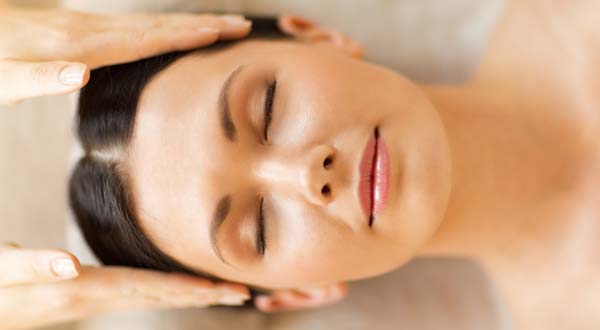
[0,5,251,105]
[0,242,250,330]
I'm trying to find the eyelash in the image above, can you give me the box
[263,79,276,142]
[257,197,267,256]
[256,79,276,257]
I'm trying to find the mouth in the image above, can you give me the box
[358,127,391,226]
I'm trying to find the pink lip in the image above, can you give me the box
[358,128,390,226]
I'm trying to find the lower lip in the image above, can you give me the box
[358,129,391,226]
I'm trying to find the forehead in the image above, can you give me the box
[128,44,240,220]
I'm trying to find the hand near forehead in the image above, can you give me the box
[0,5,251,105]
[0,242,249,330]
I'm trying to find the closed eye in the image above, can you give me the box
[256,196,267,256]
[263,80,276,142]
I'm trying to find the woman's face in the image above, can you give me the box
[128,39,451,289]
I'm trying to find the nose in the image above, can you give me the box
[255,144,338,206]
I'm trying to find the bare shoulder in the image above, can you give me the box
[507,187,600,329]
[474,0,600,88]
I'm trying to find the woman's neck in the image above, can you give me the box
[413,0,600,272]
[417,82,596,270]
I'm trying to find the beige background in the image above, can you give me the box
[1,0,510,329]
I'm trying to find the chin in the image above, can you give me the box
[365,76,452,266]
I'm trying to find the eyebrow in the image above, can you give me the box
[219,65,246,142]
[210,195,234,266]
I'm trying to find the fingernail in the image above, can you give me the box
[51,258,78,279]
[59,64,86,86]
[219,295,248,306]
[221,15,251,27]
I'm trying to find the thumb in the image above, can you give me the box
[0,59,89,105]
[0,246,81,287]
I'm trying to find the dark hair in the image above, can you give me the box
[69,17,289,300]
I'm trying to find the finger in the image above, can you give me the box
[85,14,251,68]
[62,267,250,312]
[198,14,253,40]
[83,26,220,69]
[0,267,249,327]
[111,13,252,40]
[0,60,89,104]
[0,248,80,287]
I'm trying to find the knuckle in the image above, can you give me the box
[163,13,197,26]
[41,12,91,57]
[45,28,82,54]
[100,267,142,288]
[135,29,152,43]
[129,29,150,49]
[30,64,54,81]
[56,29,81,47]
[126,267,156,282]
[199,13,219,21]
[27,262,46,281]
[52,9,88,30]
[52,286,82,310]
[151,15,168,28]
[35,287,83,318]
[131,13,166,30]
[130,30,155,57]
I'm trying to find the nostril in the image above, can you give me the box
[321,184,331,197]
[323,156,333,169]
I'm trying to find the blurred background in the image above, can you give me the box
[1,0,510,329]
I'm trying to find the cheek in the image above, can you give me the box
[260,198,371,286]
[273,80,367,148]
[272,55,381,146]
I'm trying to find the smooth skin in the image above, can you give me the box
[0,4,252,330]
[127,2,600,328]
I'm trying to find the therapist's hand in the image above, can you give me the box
[0,243,249,330]
[0,6,251,105]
